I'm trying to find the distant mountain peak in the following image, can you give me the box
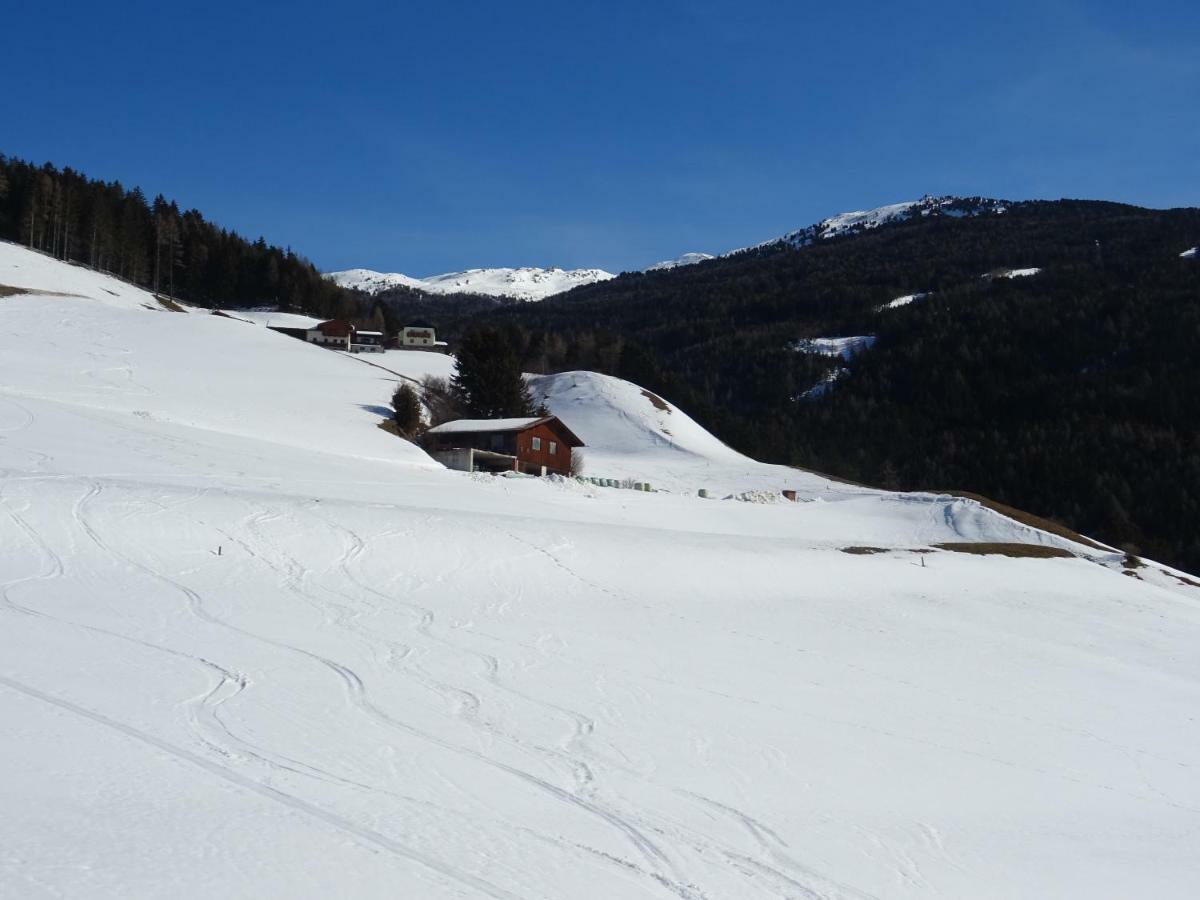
[646,252,715,271]
[326,265,615,301]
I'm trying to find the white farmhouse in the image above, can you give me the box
[398,323,447,350]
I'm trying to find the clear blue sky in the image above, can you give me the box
[4,0,1197,275]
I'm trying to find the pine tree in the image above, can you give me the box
[451,325,533,418]
[391,383,423,437]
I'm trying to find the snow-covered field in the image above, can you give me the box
[3,241,1200,899]
[327,265,615,301]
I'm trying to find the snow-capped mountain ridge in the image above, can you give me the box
[327,265,616,301]
[326,196,1009,294]
[752,195,1009,252]
[646,252,715,271]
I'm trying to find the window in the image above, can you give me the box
[531,436,542,451]
[549,441,557,455]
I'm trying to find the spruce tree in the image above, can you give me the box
[451,325,533,418]
[391,383,423,437]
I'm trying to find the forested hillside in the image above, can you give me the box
[0,155,353,316]
[485,200,1200,572]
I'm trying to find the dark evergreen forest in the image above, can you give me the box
[0,155,355,317]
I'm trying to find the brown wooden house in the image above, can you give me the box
[423,416,584,476]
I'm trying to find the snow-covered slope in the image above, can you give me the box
[646,251,715,271]
[789,335,877,360]
[986,266,1042,279]
[327,265,615,301]
[881,290,931,310]
[749,195,1009,252]
[4,241,1200,899]
[1181,247,1198,259]
[219,308,325,329]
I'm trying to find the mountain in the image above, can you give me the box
[645,251,715,270]
[748,194,1010,251]
[327,264,616,301]
[328,198,999,298]
[4,239,1199,899]
[483,197,1200,574]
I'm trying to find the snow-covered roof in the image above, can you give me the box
[428,415,584,445]
[427,417,549,435]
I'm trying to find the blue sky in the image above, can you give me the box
[4,0,1197,274]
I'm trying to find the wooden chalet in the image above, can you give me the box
[423,416,584,476]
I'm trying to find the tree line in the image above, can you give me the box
[0,155,353,317]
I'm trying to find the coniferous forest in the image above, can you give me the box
[0,155,353,317]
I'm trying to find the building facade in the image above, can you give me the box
[423,416,583,476]
[305,320,353,349]
[397,324,447,350]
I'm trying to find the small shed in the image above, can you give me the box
[424,416,584,476]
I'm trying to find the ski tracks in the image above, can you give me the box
[17,480,525,900]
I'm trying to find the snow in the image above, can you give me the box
[750,196,1010,252]
[881,291,931,310]
[797,366,850,400]
[0,244,198,313]
[4,240,1200,899]
[645,251,715,271]
[789,335,877,360]
[1181,247,1198,259]
[327,265,615,301]
[427,416,547,435]
[323,267,427,293]
[818,200,927,239]
[986,267,1042,279]
[221,309,325,329]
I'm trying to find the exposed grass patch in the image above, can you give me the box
[1172,573,1200,588]
[377,419,400,437]
[0,284,80,298]
[942,490,1107,551]
[156,294,186,313]
[641,389,671,413]
[840,546,888,555]
[934,542,1074,559]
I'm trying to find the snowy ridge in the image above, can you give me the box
[4,240,1200,899]
[646,251,715,271]
[327,265,615,301]
[749,195,1009,252]
[1181,247,1198,259]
